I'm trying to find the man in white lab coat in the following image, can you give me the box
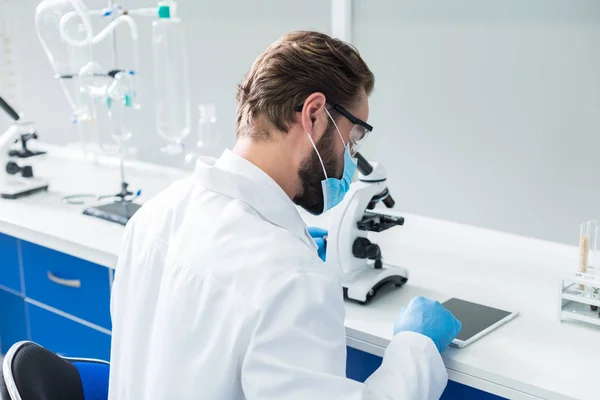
[108,31,461,399]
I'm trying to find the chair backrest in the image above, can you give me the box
[1,341,109,400]
[63,358,110,400]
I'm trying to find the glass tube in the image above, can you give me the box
[591,226,600,311]
[579,220,597,290]
[197,104,217,151]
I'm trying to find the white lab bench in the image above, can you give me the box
[0,144,597,400]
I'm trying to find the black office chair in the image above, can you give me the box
[0,341,109,400]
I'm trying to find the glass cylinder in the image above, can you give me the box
[152,3,191,155]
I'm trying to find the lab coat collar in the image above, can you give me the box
[194,150,317,251]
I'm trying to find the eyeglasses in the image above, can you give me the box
[294,103,373,156]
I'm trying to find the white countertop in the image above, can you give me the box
[1,144,597,400]
[301,209,600,400]
[0,144,186,267]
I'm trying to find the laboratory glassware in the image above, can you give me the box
[152,1,191,155]
[197,103,217,152]
[35,0,99,156]
[578,221,597,288]
[184,104,218,165]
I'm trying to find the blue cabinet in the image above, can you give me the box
[0,233,22,293]
[21,241,112,330]
[346,346,383,383]
[28,302,111,361]
[0,289,28,354]
[346,346,506,399]
[0,235,113,363]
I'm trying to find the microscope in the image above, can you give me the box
[0,96,49,199]
[326,152,408,304]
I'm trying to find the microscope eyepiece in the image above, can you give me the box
[355,151,395,208]
[354,152,373,176]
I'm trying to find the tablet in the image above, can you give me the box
[442,298,519,348]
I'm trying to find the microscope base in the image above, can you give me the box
[0,177,49,199]
[343,265,409,305]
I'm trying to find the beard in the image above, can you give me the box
[294,122,342,215]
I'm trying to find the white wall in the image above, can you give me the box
[6,0,600,245]
[354,0,600,245]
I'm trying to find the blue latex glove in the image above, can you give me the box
[307,227,328,262]
[393,296,462,354]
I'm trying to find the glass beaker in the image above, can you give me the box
[183,104,218,166]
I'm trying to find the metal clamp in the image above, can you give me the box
[47,271,81,288]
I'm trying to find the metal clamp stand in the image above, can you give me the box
[97,181,141,204]
[78,138,142,225]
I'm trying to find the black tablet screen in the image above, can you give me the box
[442,298,512,342]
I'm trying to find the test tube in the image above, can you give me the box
[579,220,597,290]
[591,226,600,311]
[588,221,598,275]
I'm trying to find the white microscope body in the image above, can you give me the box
[326,153,408,304]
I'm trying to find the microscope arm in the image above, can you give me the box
[0,96,21,159]
[0,96,23,171]
[0,122,40,175]
[0,96,44,159]
[0,125,22,176]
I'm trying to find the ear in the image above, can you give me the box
[300,93,328,142]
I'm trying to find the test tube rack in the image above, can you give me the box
[559,270,600,327]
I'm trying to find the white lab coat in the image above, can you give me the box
[108,149,447,400]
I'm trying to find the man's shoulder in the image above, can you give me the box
[211,214,336,298]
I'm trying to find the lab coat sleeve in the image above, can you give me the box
[241,268,448,400]
[365,332,448,399]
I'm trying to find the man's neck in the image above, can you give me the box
[232,138,299,199]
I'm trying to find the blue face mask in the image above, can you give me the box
[306,109,358,214]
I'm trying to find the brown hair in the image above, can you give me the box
[236,31,374,139]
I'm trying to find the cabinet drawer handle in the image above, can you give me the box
[47,271,81,288]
